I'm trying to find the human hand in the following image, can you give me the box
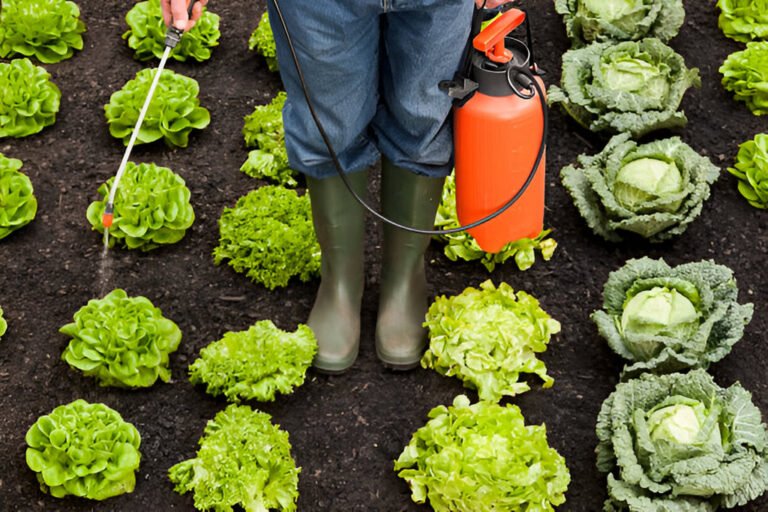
[475,0,515,8]
[160,0,208,31]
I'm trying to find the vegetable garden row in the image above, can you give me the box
[0,0,766,510]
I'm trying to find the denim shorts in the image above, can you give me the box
[266,0,474,178]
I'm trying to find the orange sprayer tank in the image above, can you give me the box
[454,9,546,254]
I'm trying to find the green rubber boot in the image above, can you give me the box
[375,158,445,370]
[306,171,368,373]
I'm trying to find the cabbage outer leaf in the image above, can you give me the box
[729,133,768,209]
[721,42,768,116]
[0,152,37,239]
[717,0,768,42]
[0,59,61,138]
[249,12,279,72]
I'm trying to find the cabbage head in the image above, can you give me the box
[395,395,570,511]
[123,0,220,62]
[548,38,700,137]
[25,400,141,500]
[241,91,297,186]
[729,133,768,208]
[720,41,768,116]
[249,11,279,72]
[592,257,753,377]
[0,152,37,240]
[86,162,195,251]
[169,404,299,512]
[555,0,684,46]
[0,0,86,64]
[60,289,182,388]
[561,134,719,242]
[597,370,768,511]
[0,59,61,139]
[717,0,768,42]
[104,68,210,148]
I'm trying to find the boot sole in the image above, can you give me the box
[313,350,358,375]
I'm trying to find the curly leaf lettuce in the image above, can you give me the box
[25,400,142,500]
[214,186,320,290]
[60,289,182,388]
[241,91,297,186]
[395,395,570,511]
[721,42,768,116]
[597,370,768,510]
[189,320,317,402]
[0,0,85,64]
[0,306,7,339]
[169,404,299,512]
[0,153,37,240]
[434,173,557,271]
[422,280,560,402]
[592,257,753,377]
[729,133,768,208]
[555,0,685,46]
[0,59,61,138]
[123,0,220,62]
[249,11,279,72]
[561,134,720,242]
[548,38,700,137]
[86,162,195,251]
[717,0,768,42]
[104,68,210,148]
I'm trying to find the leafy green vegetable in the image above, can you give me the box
[434,172,557,271]
[0,58,61,138]
[241,91,297,186]
[592,257,753,377]
[729,133,768,208]
[717,0,768,42]
[561,134,720,242]
[214,186,321,290]
[395,395,570,511]
[555,0,685,46]
[86,162,195,251]
[422,280,560,402]
[123,0,220,62]
[721,41,768,116]
[169,404,299,512]
[104,68,210,148]
[25,399,142,500]
[60,289,182,388]
[189,320,317,402]
[0,306,7,339]
[0,152,37,240]
[597,370,768,511]
[0,0,85,64]
[249,12,279,72]
[548,38,700,137]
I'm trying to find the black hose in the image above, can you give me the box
[269,0,547,236]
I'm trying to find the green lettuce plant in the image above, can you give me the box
[123,0,220,62]
[25,399,142,500]
[434,173,557,271]
[548,38,700,137]
[721,41,768,116]
[561,134,720,242]
[0,0,86,64]
[86,162,195,251]
[249,12,279,72]
[169,404,299,512]
[395,395,570,511]
[555,0,685,46]
[597,370,768,511]
[214,186,320,290]
[729,133,768,208]
[0,59,61,138]
[0,153,37,240]
[0,306,7,339]
[241,91,297,186]
[104,69,210,148]
[60,289,182,388]
[189,320,317,402]
[592,257,753,377]
[717,0,768,42]
[422,280,561,402]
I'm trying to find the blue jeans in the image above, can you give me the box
[266,0,474,178]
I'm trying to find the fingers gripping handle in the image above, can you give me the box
[165,0,198,48]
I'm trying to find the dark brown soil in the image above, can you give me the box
[0,0,765,511]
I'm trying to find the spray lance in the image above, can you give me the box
[101,0,199,233]
[269,0,548,251]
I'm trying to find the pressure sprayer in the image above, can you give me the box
[269,0,548,250]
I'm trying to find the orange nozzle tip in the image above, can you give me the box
[102,213,114,228]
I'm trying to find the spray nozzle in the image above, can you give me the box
[164,0,198,49]
[102,203,114,229]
